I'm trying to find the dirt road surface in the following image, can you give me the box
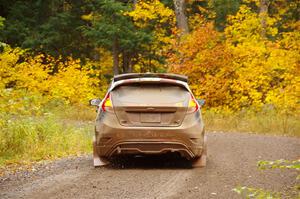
[1,132,299,199]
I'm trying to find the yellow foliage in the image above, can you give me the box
[47,59,100,104]
[224,6,299,111]
[0,47,23,90]
[168,5,299,112]
[169,23,234,108]
[225,5,278,44]
[127,0,175,28]
[0,46,108,115]
[126,0,176,71]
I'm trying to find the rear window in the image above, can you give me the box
[111,83,189,104]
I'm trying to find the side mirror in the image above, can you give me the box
[196,99,205,106]
[89,99,101,106]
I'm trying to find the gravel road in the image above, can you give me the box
[1,132,299,199]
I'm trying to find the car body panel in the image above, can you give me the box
[95,111,205,159]
[92,73,206,166]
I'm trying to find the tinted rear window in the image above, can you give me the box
[112,84,189,104]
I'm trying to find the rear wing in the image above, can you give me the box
[109,73,191,94]
[113,73,188,83]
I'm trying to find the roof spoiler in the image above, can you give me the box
[113,73,188,83]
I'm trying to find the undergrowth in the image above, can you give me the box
[0,103,299,168]
[233,159,300,198]
[203,108,299,137]
[0,114,93,167]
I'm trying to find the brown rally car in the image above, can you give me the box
[90,73,207,167]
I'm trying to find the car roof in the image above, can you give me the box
[113,73,188,83]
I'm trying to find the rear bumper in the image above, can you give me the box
[95,112,205,159]
[96,140,202,159]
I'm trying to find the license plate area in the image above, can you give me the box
[140,113,161,123]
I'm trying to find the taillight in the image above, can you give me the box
[187,94,199,113]
[101,93,113,112]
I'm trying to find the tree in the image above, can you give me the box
[212,0,241,31]
[168,23,234,108]
[0,0,94,59]
[0,16,4,47]
[241,0,300,36]
[126,0,176,72]
[258,0,269,38]
[173,0,189,34]
[224,4,299,110]
[84,0,152,75]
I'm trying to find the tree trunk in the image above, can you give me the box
[93,48,100,61]
[122,52,132,73]
[132,0,137,9]
[122,52,127,73]
[112,37,119,75]
[173,0,189,35]
[259,0,269,38]
[127,56,132,73]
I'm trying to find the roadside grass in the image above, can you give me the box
[233,159,300,198]
[203,109,300,137]
[0,104,299,169]
[55,104,97,121]
[0,114,93,167]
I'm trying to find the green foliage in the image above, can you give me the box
[212,0,241,30]
[0,16,4,29]
[85,0,151,50]
[233,186,281,199]
[258,159,300,170]
[0,0,94,59]
[83,0,153,74]
[0,16,6,47]
[234,159,300,198]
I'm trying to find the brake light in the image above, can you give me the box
[187,94,199,113]
[102,93,113,112]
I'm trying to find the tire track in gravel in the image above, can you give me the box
[152,170,194,199]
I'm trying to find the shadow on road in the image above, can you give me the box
[104,153,193,169]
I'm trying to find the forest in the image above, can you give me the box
[0,0,299,165]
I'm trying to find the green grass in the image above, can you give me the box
[0,104,298,168]
[0,115,93,167]
[203,109,300,136]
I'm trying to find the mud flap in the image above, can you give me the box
[93,137,110,167]
[192,135,207,168]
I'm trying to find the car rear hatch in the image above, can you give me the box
[111,81,190,127]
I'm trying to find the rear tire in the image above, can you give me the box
[192,135,207,168]
[93,137,110,167]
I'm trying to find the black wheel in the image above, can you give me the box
[192,136,207,168]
